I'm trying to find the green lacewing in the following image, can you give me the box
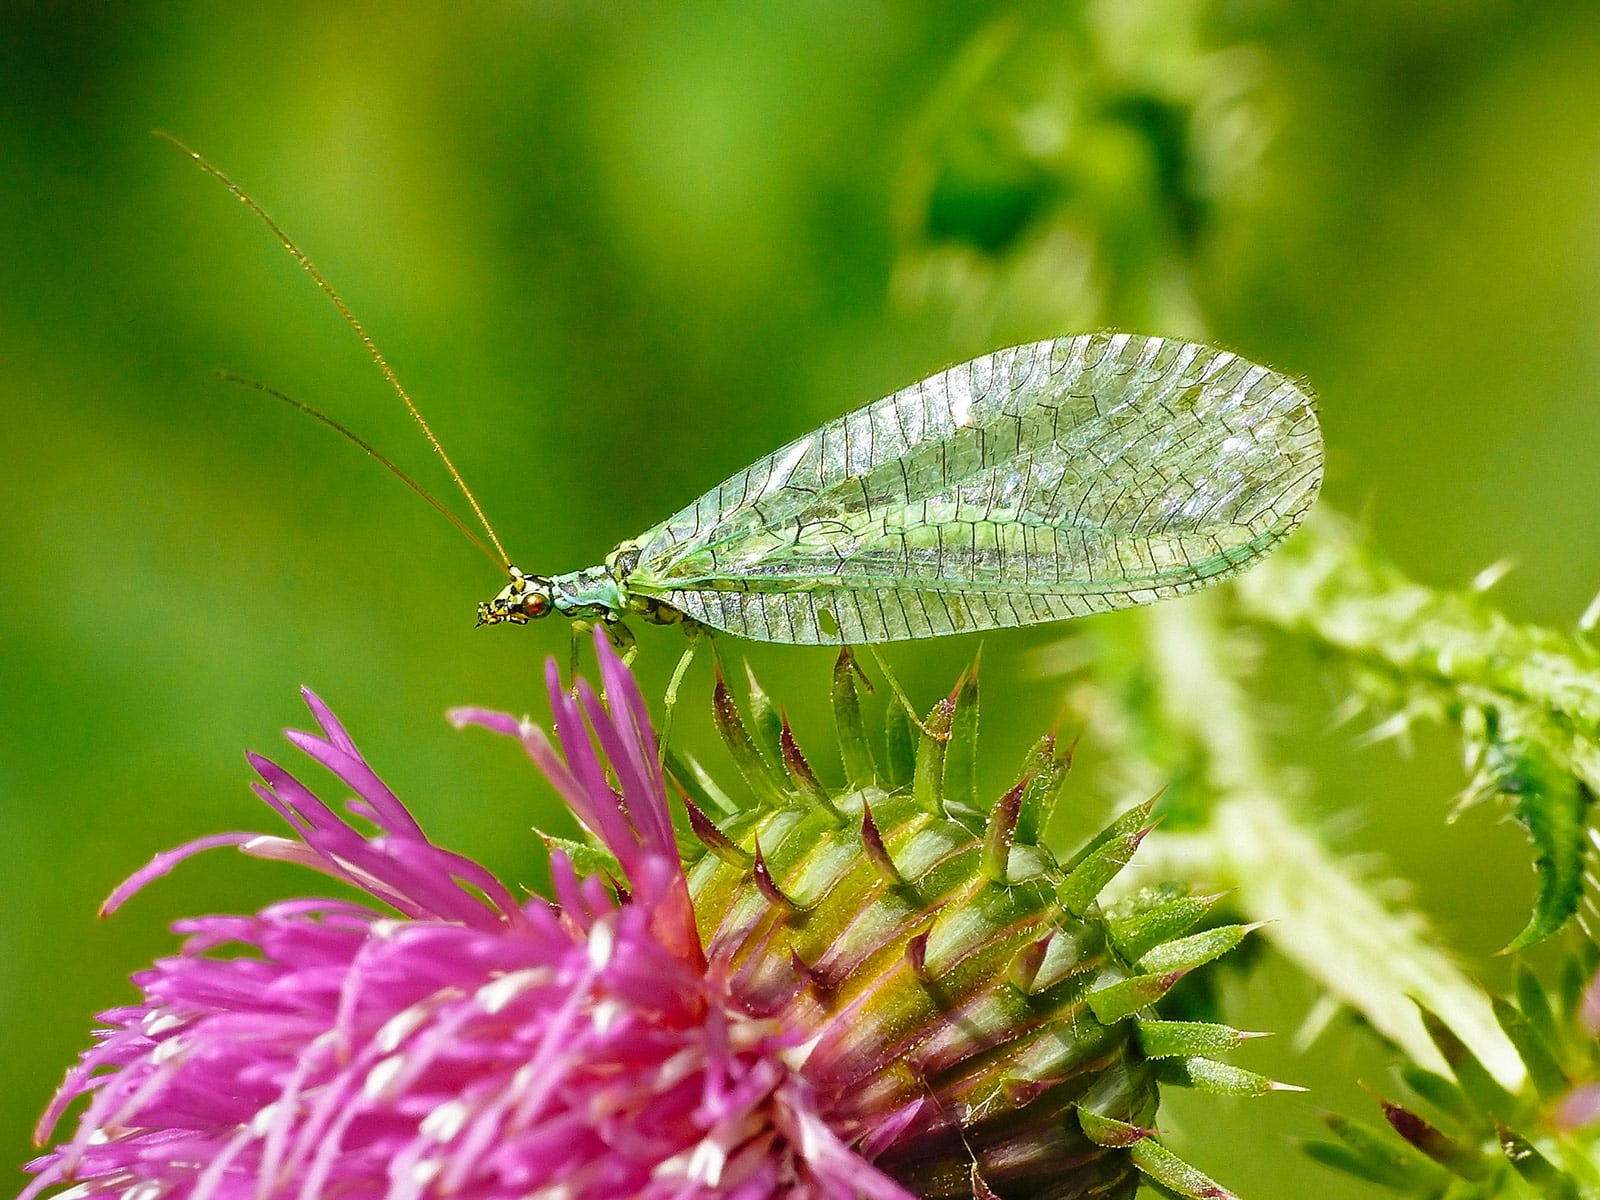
[478,332,1323,645]
[163,137,1322,648]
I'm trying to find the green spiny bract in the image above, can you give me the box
[1308,946,1600,1200]
[668,650,1281,1200]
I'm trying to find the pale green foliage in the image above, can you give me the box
[1043,583,1524,1086]
[1305,956,1600,1199]
[1041,510,1600,1196]
[1237,511,1600,951]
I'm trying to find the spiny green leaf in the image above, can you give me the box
[711,667,791,807]
[744,662,786,768]
[1558,952,1593,1018]
[1137,1019,1258,1059]
[1421,1009,1519,1123]
[1107,889,1220,963]
[1127,1135,1235,1199]
[858,797,903,886]
[882,696,916,789]
[1006,935,1049,994]
[1236,512,1600,760]
[1301,1139,1417,1190]
[1374,1098,1493,1179]
[779,717,840,817]
[1137,923,1257,974]
[1063,795,1155,874]
[680,797,751,866]
[831,648,878,790]
[982,779,1025,883]
[1076,1107,1151,1148]
[1014,731,1074,846]
[1479,716,1594,952]
[1235,514,1600,959]
[1058,802,1152,917]
[1490,995,1569,1101]
[1495,1123,1581,1200]
[1088,970,1183,1023]
[537,830,619,882]
[943,662,980,816]
[1156,1056,1282,1097]
[1309,1111,1456,1193]
[1397,1064,1473,1126]
[1511,965,1559,1051]
[913,693,956,817]
[662,745,737,819]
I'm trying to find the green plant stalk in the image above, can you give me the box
[1128,591,1524,1087]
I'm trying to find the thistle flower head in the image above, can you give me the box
[24,637,912,1200]
[27,635,1268,1200]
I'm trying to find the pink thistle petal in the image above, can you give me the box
[299,685,359,753]
[547,848,605,929]
[528,717,639,866]
[581,657,670,849]
[548,660,645,860]
[445,706,528,738]
[1555,1081,1600,1130]
[101,833,256,916]
[1581,968,1600,1037]
[241,751,523,930]
[281,727,426,839]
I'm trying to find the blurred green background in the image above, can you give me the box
[4,3,1600,1195]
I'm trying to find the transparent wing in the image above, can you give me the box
[627,333,1323,645]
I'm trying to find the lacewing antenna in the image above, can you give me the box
[156,130,512,570]
[217,372,504,569]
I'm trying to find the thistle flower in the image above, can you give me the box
[24,640,912,1200]
[26,634,1272,1200]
